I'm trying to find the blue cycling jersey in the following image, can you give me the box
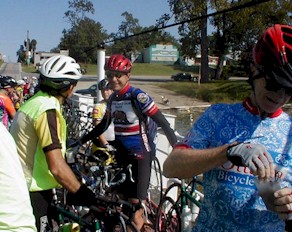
[183,99,291,232]
[107,84,158,155]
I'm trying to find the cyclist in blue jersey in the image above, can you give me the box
[75,54,177,230]
[163,24,292,232]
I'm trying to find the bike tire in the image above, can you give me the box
[163,182,182,199]
[149,156,163,205]
[155,196,181,232]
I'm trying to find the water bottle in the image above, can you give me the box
[182,205,193,232]
[59,222,80,232]
[191,193,200,222]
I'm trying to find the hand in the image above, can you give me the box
[66,184,96,207]
[273,187,292,221]
[226,143,274,179]
[104,143,116,152]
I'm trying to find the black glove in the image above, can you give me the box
[66,184,96,207]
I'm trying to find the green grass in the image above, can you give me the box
[22,62,199,76]
[21,62,251,103]
[158,80,252,103]
[77,63,199,76]
[22,64,38,73]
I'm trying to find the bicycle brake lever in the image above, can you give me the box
[127,164,135,183]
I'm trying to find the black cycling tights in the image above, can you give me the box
[30,190,58,232]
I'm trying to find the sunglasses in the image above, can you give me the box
[106,71,127,79]
[264,75,292,97]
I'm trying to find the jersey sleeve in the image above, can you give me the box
[35,109,62,153]
[3,94,16,117]
[134,89,159,116]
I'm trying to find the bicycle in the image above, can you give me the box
[52,188,141,232]
[155,177,204,232]
[62,100,93,140]
[52,144,142,231]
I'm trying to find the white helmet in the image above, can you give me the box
[40,55,82,90]
[17,79,26,85]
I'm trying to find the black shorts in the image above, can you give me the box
[115,149,152,200]
[30,190,58,231]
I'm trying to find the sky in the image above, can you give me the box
[0,0,181,63]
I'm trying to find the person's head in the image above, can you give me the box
[249,24,292,113]
[104,54,132,91]
[0,75,17,94]
[17,79,25,86]
[39,55,82,99]
[22,76,28,82]
[98,79,113,101]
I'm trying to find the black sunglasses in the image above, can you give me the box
[106,71,126,79]
[264,75,292,97]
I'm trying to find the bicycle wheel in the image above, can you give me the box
[163,182,182,200]
[155,196,181,232]
[149,156,163,205]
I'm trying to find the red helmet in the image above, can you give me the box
[253,24,292,88]
[104,54,132,73]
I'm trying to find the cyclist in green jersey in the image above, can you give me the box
[10,55,96,231]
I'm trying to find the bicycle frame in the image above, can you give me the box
[155,176,204,232]
[52,188,103,231]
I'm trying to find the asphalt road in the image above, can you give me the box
[0,63,211,110]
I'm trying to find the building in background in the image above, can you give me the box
[141,44,179,65]
[33,50,69,70]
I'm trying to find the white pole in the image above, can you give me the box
[96,46,106,102]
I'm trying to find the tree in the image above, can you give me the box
[60,0,108,62]
[30,39,37,52]
[17,45,26,63]
[108,12,143,56]
[209,0,292,79]
[169,0,292,80]
[60,17,108,63]
[108,11,179,59]
[64,0,94,26]
[168,0,209,82]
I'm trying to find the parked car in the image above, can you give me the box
[171,72,196,81]
[75,84,98,97]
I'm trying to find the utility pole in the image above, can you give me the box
[25,30,30,65]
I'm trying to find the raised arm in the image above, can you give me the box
[163,145,229,179]
[80,113,111,144]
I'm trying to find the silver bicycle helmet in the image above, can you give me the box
[40,55,82,90]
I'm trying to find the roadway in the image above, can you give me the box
[0,62,248,83]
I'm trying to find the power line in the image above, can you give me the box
[86,0,272,53]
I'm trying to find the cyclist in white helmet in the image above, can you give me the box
[10,55,96,231]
